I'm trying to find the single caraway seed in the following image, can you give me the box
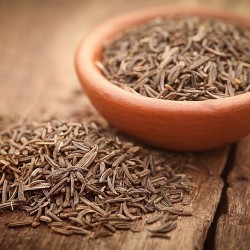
[40,216,52,223]
[7,221,33,228]
[51,227,73,235]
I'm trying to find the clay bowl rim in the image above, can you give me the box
[75,7,250,115]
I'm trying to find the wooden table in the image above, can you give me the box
[0,1,249,249]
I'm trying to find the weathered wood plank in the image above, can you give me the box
[0,1,249,250]
[215,137,250,250]
[0,0,94,120]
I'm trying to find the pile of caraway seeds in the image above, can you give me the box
[0,119,196,239]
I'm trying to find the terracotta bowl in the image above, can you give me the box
[75,8,250,151]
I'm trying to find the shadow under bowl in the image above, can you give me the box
[75,7,250,151]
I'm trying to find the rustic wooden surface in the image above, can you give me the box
[215,137,250,250]
[0,0,249,250]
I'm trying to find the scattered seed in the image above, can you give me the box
[146,213,163,224]
[150,233,171,239]
[8,220,33,228]
[51,227,72,235]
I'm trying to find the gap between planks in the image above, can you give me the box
[204,144,236,250]
[214,137,250,250]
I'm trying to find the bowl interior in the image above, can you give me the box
[81,7,250,109]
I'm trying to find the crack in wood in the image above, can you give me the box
[204,144,237,250]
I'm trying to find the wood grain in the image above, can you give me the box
[215,137,250,250]
[0,0,250,249]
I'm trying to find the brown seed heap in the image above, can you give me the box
[0,119,195,238]
[98,17,250,100]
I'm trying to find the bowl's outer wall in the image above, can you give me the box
[75,8,250,151]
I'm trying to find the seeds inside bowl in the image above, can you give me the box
[97,17,250,101]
